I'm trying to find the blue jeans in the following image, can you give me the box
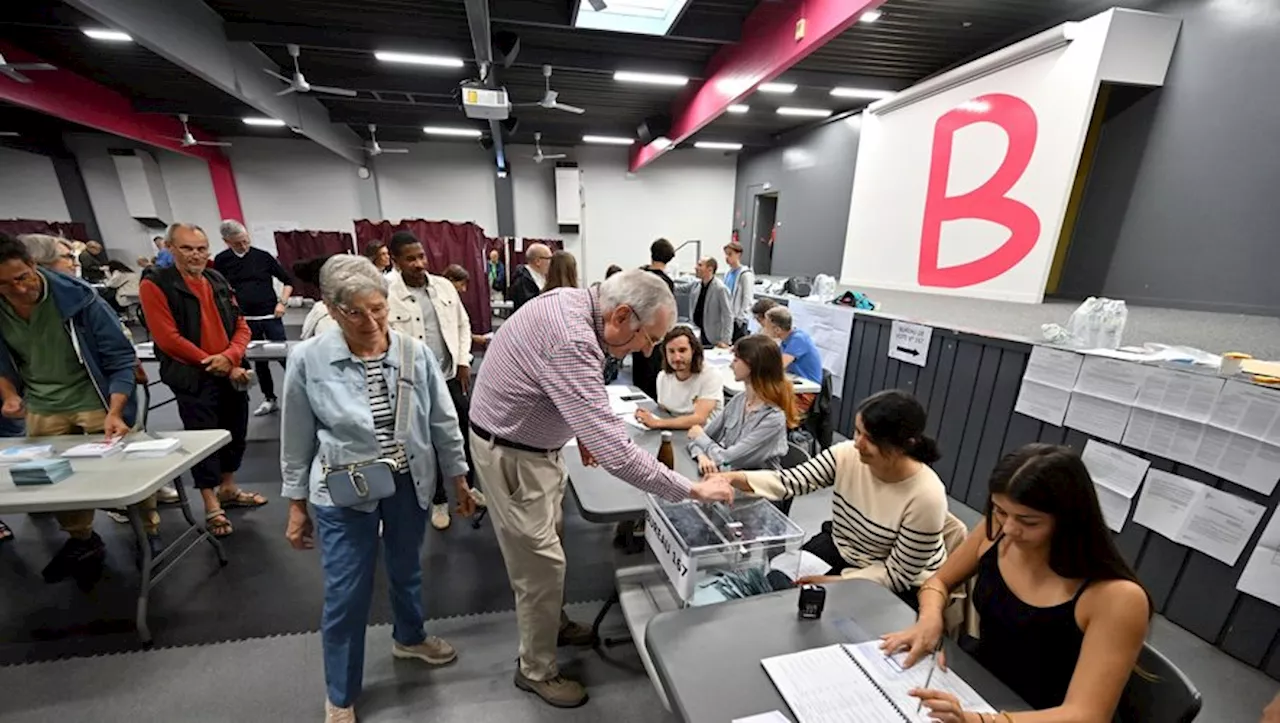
[315,470,429,708]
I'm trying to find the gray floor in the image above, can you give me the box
[798,284,1280,360]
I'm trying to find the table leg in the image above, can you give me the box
[125,504,153,646]
[174,476,227,566]
[590,589,633,648]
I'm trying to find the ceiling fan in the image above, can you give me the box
[361,124,409,157]
[163,114,232,148]
[515,65,585,115]
[529,132,567,164]
[0,53,56,84]
[265,44,357,98]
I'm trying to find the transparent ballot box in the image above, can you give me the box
[645,495,805,606]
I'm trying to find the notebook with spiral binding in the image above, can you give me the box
[760,641,994,723]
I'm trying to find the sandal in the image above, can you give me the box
[205,509,234,538]
[0,520,12,543]
[217,489,268,508]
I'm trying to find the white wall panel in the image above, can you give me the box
[0,147,71,223]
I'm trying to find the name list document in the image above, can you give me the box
[1133,469,1265,565]
[1015,346,1083,426]
[761,642,993,723]
[1237,511,1280,608]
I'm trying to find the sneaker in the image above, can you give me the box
[156,485,180,504]
[253,398,279,416]
[392,636,457,665]
[42,532,106,584]
[430,503,450,530]
[558,618,595,647]
[469,487,487,508]
[105,510,129,524]
[324,700,356,723]
[514,668,588,708]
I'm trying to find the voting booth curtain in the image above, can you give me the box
[354,219,492,334]
[273,230,355,300]
[0,219,89,241]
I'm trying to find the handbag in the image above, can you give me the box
[323,332,417,508]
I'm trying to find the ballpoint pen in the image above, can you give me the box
[916,637,945,713]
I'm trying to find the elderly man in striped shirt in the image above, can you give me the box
[470,268,735,709]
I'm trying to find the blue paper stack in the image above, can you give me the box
[10,458,75,486]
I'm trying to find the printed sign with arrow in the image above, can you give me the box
[889,321,932,367]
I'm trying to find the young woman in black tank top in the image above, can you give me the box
[880,444,1153,723]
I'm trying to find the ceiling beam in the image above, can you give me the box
[64,0,365,165]
[462,0,505,171]
[630,0,884,171]
[222,22,707,79]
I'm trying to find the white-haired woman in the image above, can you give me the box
[20,234,79,276]
[280,255,472,723]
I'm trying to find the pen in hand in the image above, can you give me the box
[916,638,945,713]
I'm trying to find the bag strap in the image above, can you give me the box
[391,331,415,444]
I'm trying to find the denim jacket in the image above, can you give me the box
[279,328,468,511]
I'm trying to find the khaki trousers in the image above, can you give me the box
[26,409,159,536]
[470,430,568,681]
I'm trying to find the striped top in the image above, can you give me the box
[469,287,690,502]
[745,441,947,592]
[362,354,408,470]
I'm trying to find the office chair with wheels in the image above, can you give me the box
[1116,642,1203,723]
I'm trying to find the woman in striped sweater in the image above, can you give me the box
[712,389,948,601]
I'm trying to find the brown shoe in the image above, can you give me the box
[324,700,357,723]
[391,636,457,665]
[557,618,595,647]
[514,668,588,708]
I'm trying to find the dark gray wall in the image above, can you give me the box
[1060,0,1280,315]
[733,116,861,278]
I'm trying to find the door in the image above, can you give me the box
[750,193,778,275]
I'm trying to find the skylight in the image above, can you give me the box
[573,0,694,37]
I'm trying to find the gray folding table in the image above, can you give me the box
[0,430,232,644]
[647,579,1028,722]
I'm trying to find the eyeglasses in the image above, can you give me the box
[58,253,76,261]
[629,308,663,349]
[173,246,210,256]
[337,304,389,322]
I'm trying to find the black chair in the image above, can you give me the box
[1116,642,1203,723]
[772,440,812,517]
[802,370,834,451]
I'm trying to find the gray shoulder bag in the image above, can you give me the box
[323,333,416,508]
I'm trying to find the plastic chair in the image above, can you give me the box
[1116,642,1203,723]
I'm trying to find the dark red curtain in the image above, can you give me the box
[274,230,355,300]
[0,219,89,241]
[354,219,492,334]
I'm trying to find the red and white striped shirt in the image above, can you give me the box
[470,287,691,502]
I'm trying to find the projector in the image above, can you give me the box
[461,84,510,120]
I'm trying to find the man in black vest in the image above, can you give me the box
[139,224,264,538]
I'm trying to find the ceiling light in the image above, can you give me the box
[695,141,743,151]
[583,135,635,145]
[727,104,750,114]
[243,117,286,127]
[83,29,132,42]
[424,126,482,137]
[777,107,833,118]
[614,71,689,87]
[574,0,693,37]
[374,51,465,68]
[758,82,797,94]
[652,137,673,150]
[860,9,883,23]
[830,87,895,100]
[0,131,19,137]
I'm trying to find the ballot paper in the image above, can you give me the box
[1014,347,1083,425]
[1134,368,1224,423]
[768,550,833,582]
[1064,393,1131,443]
[1122,408,1203,467]
[1133,469,1265,565]
[1208,381,1280,446]
[1236,511,1280,608]
[1073,356,1150,404]
[1192,426,1280,496]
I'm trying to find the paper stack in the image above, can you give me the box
[62,438,126,459]
[10,458,74,485]
[124,438,182,458]
[0,445,55,465]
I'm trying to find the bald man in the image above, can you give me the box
[510,243,552,312]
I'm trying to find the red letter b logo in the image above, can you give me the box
[919,93,1040,288]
